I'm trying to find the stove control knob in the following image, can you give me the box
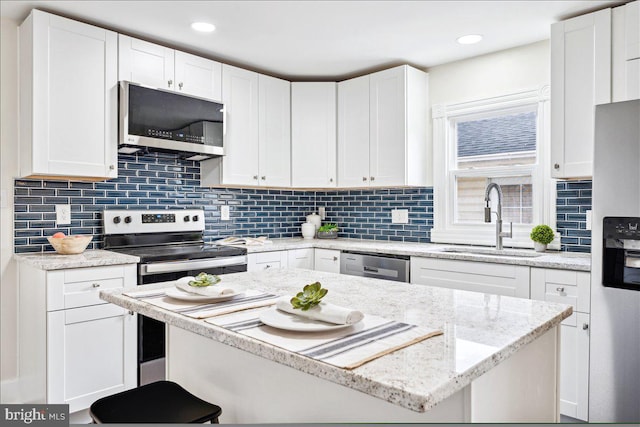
[184,215,190,222]
[124,216,132,224]
[192,215,199,222]
[113,216,121,224]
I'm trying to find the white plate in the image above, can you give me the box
[259,307,358,332]
[165,287,241,302]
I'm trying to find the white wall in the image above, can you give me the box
[428,40,550,107]
[1,17,20,402]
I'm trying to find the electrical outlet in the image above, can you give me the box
[221,205,230,221]
[56,204,71,225]
[391,209,409,224]
[586,210,592,230]
[318,207,326,220]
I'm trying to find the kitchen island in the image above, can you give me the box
[101,268,572,423]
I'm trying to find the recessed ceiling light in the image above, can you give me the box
[456,34,483,45]
[191,22,216,33]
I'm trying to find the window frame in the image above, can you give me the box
[430,86,557,249]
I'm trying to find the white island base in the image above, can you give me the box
[167,324,560,423]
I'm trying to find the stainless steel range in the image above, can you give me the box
[103,209,247,385]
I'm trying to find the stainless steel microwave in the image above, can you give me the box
[119,81,224,161]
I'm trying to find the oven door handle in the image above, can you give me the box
[141,256,247,275]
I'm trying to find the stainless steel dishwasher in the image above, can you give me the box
[339,251,410,282]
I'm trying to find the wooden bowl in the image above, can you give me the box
[47,235,93,255]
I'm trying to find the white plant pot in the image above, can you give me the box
[534,242,547,252]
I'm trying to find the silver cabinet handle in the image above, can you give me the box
[109,164,115,170]
[168,79,173,88]
[92,283,101,288]
[128,310,135,316]
[556,287,565,293]
[362,177,368,181]
[178,82,184,90]
[370,176,375,181]
[554,163,560,170]
[261,176,266,180]
[329,178,334,183]
[264,264,272,269]
[582,323,589,330]
[253,175,258,180]
[333,256,338,261]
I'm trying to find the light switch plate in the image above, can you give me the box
[318,207,326,220]
[221,205,230,221]
[56,204,71,225]
[586,210,592,230]
[391,209,409,224]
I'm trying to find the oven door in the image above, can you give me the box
[137,255,247,385]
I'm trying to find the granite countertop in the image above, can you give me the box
[14,249,140,270]
[101,268,572,413]
[244,238,591,271]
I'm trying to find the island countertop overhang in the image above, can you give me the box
[100,269,572,413]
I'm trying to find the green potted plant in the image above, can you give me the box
[530,224,555,252]
[316,223,339,239]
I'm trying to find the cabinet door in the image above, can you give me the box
[559,313,590,421]
[291,82,337,188]
[118,34,174,90]
[369,66,406,186]
[22,10,118,179]
[259,74,291,187]
[47,304,136,413]
[247,251,288,272]
[337,75,370,187]
[221,64,260,185]
[287,248,314,270]
[551,9,611,178]
[626,0,640,61]
[314,249,340,273]
[175,51,222,101]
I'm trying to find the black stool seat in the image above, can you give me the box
[90,380,222,424]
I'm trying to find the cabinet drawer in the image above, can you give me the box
[410,257,530,298]
[314,249,340,273]
[530,268,590,313]
[47,265,136,311]
[247,251,288,272]
[254,251,284,263]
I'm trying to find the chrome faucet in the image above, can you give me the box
[484,183,512,250]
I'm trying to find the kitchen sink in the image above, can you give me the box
[441,247,544,258]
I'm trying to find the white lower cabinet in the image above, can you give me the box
[314,249,341,274]
[287,248,315,270]
[410,257,530,298]
[18,263,137,414]
[531,268,591,421]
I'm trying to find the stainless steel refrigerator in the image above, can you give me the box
[590,99,640,422]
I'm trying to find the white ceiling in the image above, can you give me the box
[0,0,620,80]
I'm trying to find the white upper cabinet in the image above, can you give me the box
[118,34,221,101]
[369,65,429,187]
[118,35,174,90]
[258,74,291,187]
[19,10,118,180]
[201,66,291,187]
[338,65,429,188]
[337,75,370,187]
[612,1,640,102]
[221,64,260,186]
[291,82,337,188]
[551,8,611,179]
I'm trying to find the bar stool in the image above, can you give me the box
[90,380,222,424]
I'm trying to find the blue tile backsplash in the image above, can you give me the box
[13,153,433,253]
[555,180,592,253]
[13,153,591,253]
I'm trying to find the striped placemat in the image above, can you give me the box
[206,308,443,369]
[123,288,279,319]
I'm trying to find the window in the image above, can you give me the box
[431,87,555,248]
